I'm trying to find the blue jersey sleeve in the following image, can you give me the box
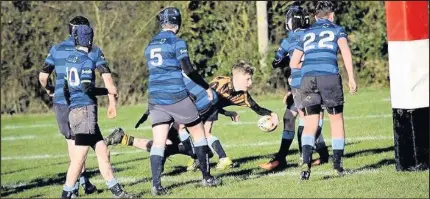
[95,49,107,67]
[80,60,94,84]
[175,39,189,60]
[337,26,348,40]
[44,46,56,65]
[275,39,290,59]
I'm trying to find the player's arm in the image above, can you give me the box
[337,28,357,94]
[80,61,109,96]
[218,107,240,122]
[289,49,304,69]
[95,51,118,96]
[63,76,71,105]
[176,40,210,90]
[246,94,273,116]
[290,36,305,69]
[247,94,279,125]
[272,39,290,69]
[39,47,56,96]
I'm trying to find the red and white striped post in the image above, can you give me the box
[385,1,429,171]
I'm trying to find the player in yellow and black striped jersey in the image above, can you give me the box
[104,61,279,171]
[182,61,280,170]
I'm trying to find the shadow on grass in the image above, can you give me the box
[0,167,127,197]
[2,161,69,175]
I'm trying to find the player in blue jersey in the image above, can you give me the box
[38,16,116,196]
[143,7,221,195]
[259,6,329,171]
[289,1,357,180]
[60,25,133,198]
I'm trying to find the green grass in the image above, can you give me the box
[1,88,428,198]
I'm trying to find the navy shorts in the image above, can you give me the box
[54,104,72,140]
[300,74,344,109]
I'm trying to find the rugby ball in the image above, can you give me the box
[258,115,277,132]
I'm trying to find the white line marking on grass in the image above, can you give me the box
[1,136,392,161]
[2,113,392,131]
[227,114,392,125]
[2,124,55,129]
[1,135,36,141]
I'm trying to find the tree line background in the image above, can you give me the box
[1,1,388,114]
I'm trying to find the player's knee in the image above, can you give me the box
[283,110,296,132]
[185,118,202,128]
[301,105,322,116]
[326,105,343,115]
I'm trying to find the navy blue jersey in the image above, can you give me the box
[44,36,107,105]
[182,73,219,113]
[275,29,306,88]
[65,50,97,109]
[295,19,347,76]
[144,30,189,105]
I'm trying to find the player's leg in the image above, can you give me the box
[204,121,234,170]
[299,76,322,180]
[105,127,153,151]
[259,102,297,171]
[55,104,96,196]
[296,109,305,163]
[147,105,172,196]
[78,105,132,198]
[318,74,346,174]
[172,98,221,187]
[313,109,329,165]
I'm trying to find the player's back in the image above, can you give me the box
[300,18,346,76]
[65,50,96,109]
[144,30,188,105]
[182,73,219,112]
[47,37,105,105]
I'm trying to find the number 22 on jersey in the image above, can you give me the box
[303,30,335,52]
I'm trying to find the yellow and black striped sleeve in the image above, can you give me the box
[246,93,272,116]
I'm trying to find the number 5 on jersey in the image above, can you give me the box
[150,48,163,66]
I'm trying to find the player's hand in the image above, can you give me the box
[107,104,116,119]
[206,88,213,101]
[135,113,149,128]
[270,113,279,128]
[231,111,240,122]
[348,79,357,95]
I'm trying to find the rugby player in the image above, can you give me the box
[61,25,133,198]
[143,7,221,196]
[259,5,329,171]
[289,1,357,180]
[39,16,115,196]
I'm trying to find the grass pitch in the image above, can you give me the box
[1,88,428,198]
